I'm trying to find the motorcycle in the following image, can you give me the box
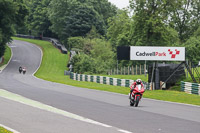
[129,84,145,107]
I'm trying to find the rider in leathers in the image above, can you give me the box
[129,79,143,99]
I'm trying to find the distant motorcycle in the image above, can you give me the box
[19,66,22,73]
[129,84,145,107]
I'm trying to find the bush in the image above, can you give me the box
[71,54,95,74]
[67,36,84,50]
[71,38,115,74]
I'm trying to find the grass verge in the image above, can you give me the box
[0,126,12,133]
[0,45,11,67]
[13,37,200,106]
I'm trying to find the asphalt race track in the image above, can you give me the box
[0,40,199,133]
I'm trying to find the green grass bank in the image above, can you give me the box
[0,126,12,133]
[13,37,200,106]
[0,45,11,67]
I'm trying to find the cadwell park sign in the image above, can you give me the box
[130,46,185,61]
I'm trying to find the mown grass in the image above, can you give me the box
[13,37,200,106]
[0,126,12,133]
[0,45,11,67]
[144,90,200,105]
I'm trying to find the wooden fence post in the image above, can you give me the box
[136,65,137,75]
[132,66,134,75]
[128,66,130,75]
[124,66,126,75]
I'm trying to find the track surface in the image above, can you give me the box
[0,40,199,133]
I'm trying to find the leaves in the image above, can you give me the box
[0,0,28,57]
[47,0,116,45]
[70,37,115,74]
[184,27,200,64]
[107,10,132,48]
[63,4,105,38]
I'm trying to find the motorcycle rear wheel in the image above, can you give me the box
[130,100,134,106]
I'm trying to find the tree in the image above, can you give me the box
[168,0,194,43]
[28,0,52,37]
[48,0,117,44]
[90,38,115,73]
[67,36,85,50]
[71,54,96,74]
[71,38,115,74]
[184,27,200,65]
[63,4,105,39]
[129,0,179,46]
[190,0,200,36]
[107,10,132,48]
[87,0,118,25]
[0,0,28,57]
[48,0,74,39]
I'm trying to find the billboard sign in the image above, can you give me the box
[130,46,185,61]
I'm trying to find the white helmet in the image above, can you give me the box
[136,79,142,84]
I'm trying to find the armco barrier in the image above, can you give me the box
[181,81,200,95]
[70,72,150,89]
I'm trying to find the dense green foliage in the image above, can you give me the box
[129,0,179,46]
[0,0,27,57]
[70,37,115,74]
[48,0,117,45]
[129,0,200,44]
[27,0,52,36]
[184,27,200,65]
[63,4,105,38]
[107,10,132,48]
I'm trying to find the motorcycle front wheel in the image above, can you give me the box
[135,96,140,107]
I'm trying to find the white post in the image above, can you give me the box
[117,60,118,75]
[145,60,147,77]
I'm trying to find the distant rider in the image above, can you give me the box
[19,66,22,73]
[22,67,26,74]
[129,79,143,99]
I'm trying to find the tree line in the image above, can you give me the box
[0,0,200,74]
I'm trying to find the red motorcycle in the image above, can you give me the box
[130,84,145,107]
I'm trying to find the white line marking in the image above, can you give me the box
[118,129,133,133]
[0,89,112,128]
[12,59,20,62]
[9,46,17,48]
[31,42,43,76]
[0,124,21,133]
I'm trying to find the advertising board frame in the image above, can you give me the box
[130,46,185,61]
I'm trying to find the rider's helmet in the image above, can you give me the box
[136,79,142,84]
